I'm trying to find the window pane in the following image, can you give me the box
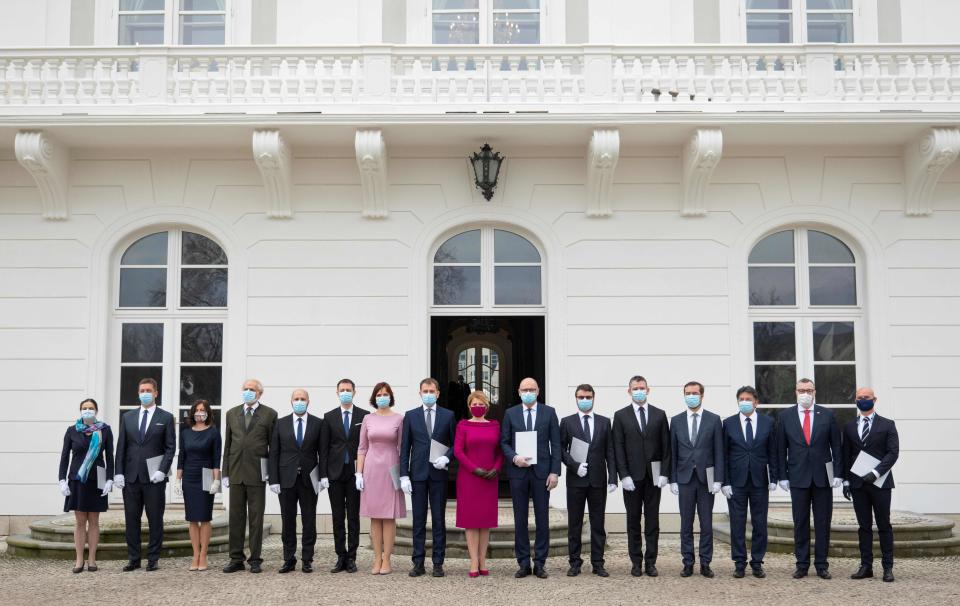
[435,230,481,263]
[747,13,793,43]
[434,266,481,305]
[807,13,853,43]
[433,11,480,44]
[749,267,796,305]
[119,14,165,45]
[181,323,223,363]
[181,0,226,10]
[807,0,851,9]
[121,0,164,9]
[753,322,796,361]
[755,365,797,405]
[179,407,222,430]
[180,268,228,307]
[747,0,791,8]
[813,321,855,361]
[120,366,163,407]
[830,406,857,428]
[495,0,539,8]
[808,231,854,263]
[494,230,540,263]
[809,266,856,305]
[182,232,227,265]
[122,323,164,363]
[180,366,222,408]
[433,0,479,8]
[493,11,540,44]
[179,13,225,45]
[813,364,856,404]
[120,268,167,307]
[749,230,794,263]
[122,232,168,265]
[495,266,541,305]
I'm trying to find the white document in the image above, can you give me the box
[260,457,269,481]
[429,439,448,463]
[515,431,538,466]
[202,468,214,491]
[851,451,890,487]
[825,461,835,484]
[388,464,401,490]
[146,455,163,477]
[96,466,106,490]
[651,460,662,480]
[569,437,590,464]
[706,466,715,487]
[309,466,321,495]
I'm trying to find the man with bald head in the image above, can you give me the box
[842,387,900,583]
[501,378,562,579]
[269,389,323,573]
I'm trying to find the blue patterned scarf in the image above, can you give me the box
[75,420,106,483]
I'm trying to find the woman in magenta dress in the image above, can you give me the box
[454,391,503,577]
[356,381,406,575]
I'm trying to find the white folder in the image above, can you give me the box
[146,455,163,477]
[429,439,448,463]
[309,466,321,495]
[825,461,835,484]
[202,467,214,491]
[515,431,538,466]
[96,466,106,490]
[851,451,891,487]
[260,457,269,481]
[706,466,715,487]
[569,437,590,464]
[651,460,662,480]
[388,464,401,490]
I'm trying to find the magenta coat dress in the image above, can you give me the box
[454,420,503,529]
[358,413,407,519]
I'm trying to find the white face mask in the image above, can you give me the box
[797,393,814,408]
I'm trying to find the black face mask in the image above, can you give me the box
[855,398,874,412]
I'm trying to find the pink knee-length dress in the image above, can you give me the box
[358,412,407,519]
[454,420,503,529]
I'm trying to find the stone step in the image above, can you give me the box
[6,533,231,560]
[28,515,229,544]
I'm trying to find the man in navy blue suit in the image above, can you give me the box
[777,378,843,580]
[501,377,562,579]
[400,377,456,578]
[721,386,778,579]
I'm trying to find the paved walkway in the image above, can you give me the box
[1,535,958,606]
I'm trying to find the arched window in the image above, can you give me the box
[748,228,861,425]
[456,344,502,406]
[432,227,542,308]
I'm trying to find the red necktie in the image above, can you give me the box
[802,409,811,445]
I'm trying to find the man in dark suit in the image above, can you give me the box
[776,378,843,580]
[320,378,368,573]
[500,377,562,579]
[612,375,671,577]
[268,389,323,574]
[670,381,724,579]
[842,387,899,583]
[399,378,456,578]
[221,378,278,574]
[721,386,778,579]
[560,384,617,578]
[113,377,176,572]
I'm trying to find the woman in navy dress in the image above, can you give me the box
[176,399,222,571]
[58,398,114,573]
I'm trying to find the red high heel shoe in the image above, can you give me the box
[468,571,480,578]
[479,569,490,576]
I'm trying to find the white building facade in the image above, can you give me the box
[1,0,959,530]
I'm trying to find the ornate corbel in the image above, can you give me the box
[355,130,389,219]
[586,129,620,218]
[15,131,69,220]
[904,128,960,216]
[252,129,293,219]
[681,129,723,217]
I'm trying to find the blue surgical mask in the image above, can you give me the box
[80,410,97,421]
[738,400,754,415]
[375,395,391,408]
[139,392,154,406]
[292,400,308,415]
[339,391,353,405]
[242,389,257,404]
[855,398,874,412]
[631,389,648,404]
[520,392,537,405]
[421,393,437,407]
[684,394,701,408]
[577,398,593,412]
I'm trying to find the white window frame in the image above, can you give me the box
[112,0,231,46]
[742,0,860,44]
[431,0,544,44]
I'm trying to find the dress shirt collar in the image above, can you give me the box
[632,402,647,415]
[244,401,260,413]
[859,411,876,425]
[293,412,308,430]
[687,407,702,420]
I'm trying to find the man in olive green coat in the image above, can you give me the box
[221,378,278,573]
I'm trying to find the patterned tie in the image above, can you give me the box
[525,407,533,432]
[296,417,304,448]
[637,406,646,432]
[583,415,592,442]
[244,406,253,430]
[690,413,699,446]
[426,407,434,436]
[139,409,148,441]
[803,409,812,445]
[343,410,351,464]
[745,416,754,447]
[861,417,870,444]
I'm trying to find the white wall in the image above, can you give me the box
[899,0,960,43]
[0,0,71,47]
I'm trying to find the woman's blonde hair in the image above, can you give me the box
[467,390,489,407]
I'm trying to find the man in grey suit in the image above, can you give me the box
[670,381,724,579]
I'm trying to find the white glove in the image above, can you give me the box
[577,463,588,478]
[221,477,229,489]
[721,485,733,499]
[173,480,183,496]
[832,477,842,489]
[209,479,221,495]
[657,476,669,488]
[400,476,413,495]
[711,482,722,495]
[607,484,617,493]
[433,456,449,470]
[101,479,113,497]
[779,480,790,492]
[150,470,166,484]
[59,479,71,497]
[269,484,281,495]
[113,474,125,490]
[768,483,777,492]
[621,476,636,492]
[670,483,679,496]
[355,473,364,491]
[320,477,329,490]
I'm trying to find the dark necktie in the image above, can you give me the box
[525,407,533,432]
[244,406,253,430]
[296,417,304,448]
[690,413,699,446]
[426,407,434,436]
[745,416,754,447]
[583,415,592,442]
[139,409,148,441]
[343,410,351,464]
[637,406,647,432]
[861,417,870,443]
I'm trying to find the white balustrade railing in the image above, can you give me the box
[1,44,959,112]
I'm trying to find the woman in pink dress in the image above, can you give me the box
[356,381,406,575]
[454,391,503,577]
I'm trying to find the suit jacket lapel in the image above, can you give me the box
[680,414,692,446]
[142,408,158,442]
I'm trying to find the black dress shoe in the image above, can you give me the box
[145,561,159,572]
[592,565,610,578]
[250,562,262,574]
[432,564,445,578]
[345,560,358,573]
[515,566,532,578]
[122,561,141,572]
[681,564,694,577]
[409,564,426,577]
[72,564,84,574]
[733,568,745,578]
[644,564,658,577]
[566,565,581,577]
[883,569,895,582]
[816,569,831,580]
[86,565,98,572]
[850,565,873,579]
[792,567,808,579]
[700,565,714,578]
[330,558,346,573]
[222,561,245,573]
[278,560,296,574]
[752,566,766,579]
[533,565,548,579]
[630,563,643,577]
[302,562,313,573]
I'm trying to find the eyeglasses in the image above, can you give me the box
[796,389,815,394]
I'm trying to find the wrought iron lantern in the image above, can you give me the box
[470,143,504,201]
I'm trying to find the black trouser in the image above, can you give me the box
[509,474,551,568]
[678,476,715,566]
[278,471,318,564]
[790,485,833,571]
[123,481,166,563]
[411,478,448,567]
[566,483,607,567]
[328,466,360,561]
[852,483,893,569]
[728,474,769,569]
[228,482,266,565]
[623,475,661,566]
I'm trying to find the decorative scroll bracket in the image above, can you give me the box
[904,128,960,216]
[15,130,69,220]
[586,129,620,218]
[355,130,389,219]
[681,129,723,217]
[252,129,293,219]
